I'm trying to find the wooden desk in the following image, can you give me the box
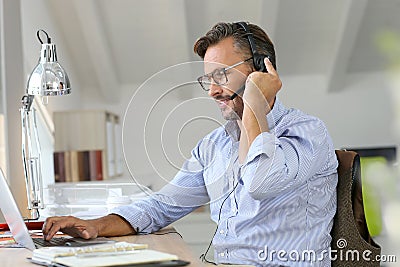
[0,228,203,266]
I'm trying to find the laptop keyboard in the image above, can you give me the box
[33,237,84,248]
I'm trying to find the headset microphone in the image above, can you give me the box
[230,84,245,100]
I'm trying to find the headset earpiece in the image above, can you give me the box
[236,21,269,73]
[253,54,267,72]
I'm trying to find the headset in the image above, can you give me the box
[235,21,269,73]
[229,22,271,100]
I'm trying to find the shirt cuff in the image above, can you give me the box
[244,132,279,165]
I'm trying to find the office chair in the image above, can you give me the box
[331,150,381,266]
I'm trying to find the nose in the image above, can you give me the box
[208,82,223,98]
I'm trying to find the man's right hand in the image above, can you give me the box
[42,214,136,241]
[42,216,99,241]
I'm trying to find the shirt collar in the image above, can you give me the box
[224,97,287,141]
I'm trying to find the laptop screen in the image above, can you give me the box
[0,168,36,250]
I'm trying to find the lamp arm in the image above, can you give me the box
[20,29,71,219]
[20,94,43,219]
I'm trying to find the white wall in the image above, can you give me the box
[279,72,398,149]
[20,0,83,114]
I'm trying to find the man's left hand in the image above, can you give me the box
[243,57,282,111]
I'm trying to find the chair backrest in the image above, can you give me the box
[331,150,381,266]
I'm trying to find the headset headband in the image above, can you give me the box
[235,21,268,72]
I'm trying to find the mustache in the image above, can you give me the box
[214,95,232,101]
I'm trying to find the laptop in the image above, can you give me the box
[0,168,111,250]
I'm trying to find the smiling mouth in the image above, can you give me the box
[215,97,231,108]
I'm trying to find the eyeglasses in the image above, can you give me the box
[197,57,252,91]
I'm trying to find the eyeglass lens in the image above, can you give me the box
[199,68,228,91]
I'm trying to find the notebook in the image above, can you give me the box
[30,246,189,267]
[0,168,112,250]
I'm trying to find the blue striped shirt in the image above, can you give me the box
[113,98,338,267]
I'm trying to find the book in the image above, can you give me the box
[53,153,60,182]
[70,151,80,182]
[64,151,72,182]
[88,150,103,181]
[53,152,66,183]
[77,151,85,181]
[95,150,103,180]
[30,242,186,267]
[58,152,66,182]
[89,150,98,181]
[81,151,91,181]
[77,151,91,181]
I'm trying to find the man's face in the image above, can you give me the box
[203,37,252,120]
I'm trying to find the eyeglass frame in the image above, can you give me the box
[197,57,253,91]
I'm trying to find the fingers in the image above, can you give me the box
[43,216,63,240]
[264,57,278,76]
[42,216,92,241]
[244,57,282,108]
[65,226,97,239]
[80,229,91,239]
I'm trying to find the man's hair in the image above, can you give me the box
[193,22,276,70]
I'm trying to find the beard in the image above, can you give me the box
[221,105,241,120]
[215,95,243,121]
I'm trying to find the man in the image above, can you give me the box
[43,22,338,266]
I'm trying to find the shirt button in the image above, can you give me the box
[219,230,224,235]
[219,252,225,257]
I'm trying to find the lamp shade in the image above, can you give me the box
[26,43,71,96]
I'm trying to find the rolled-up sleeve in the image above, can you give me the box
[240,118,332,200]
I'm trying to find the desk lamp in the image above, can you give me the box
[21,30,71,219]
